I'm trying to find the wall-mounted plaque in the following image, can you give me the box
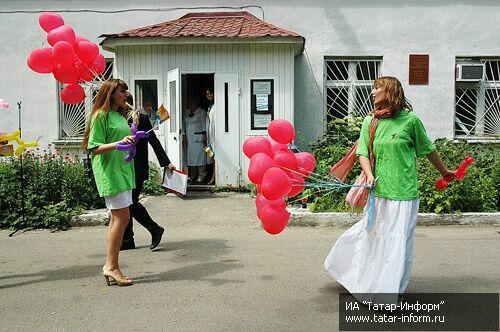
[409,54,429,85]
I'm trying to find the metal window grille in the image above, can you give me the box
[324,58,381,124]
[454,59,500,140]
[57,60,114,140]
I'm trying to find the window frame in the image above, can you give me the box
[323,57,382,126]
[56,58,114,141]
[454,58,500,141]
[129,75,163,116]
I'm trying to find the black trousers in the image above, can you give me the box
[123,178,161,241]
[205,163,214,182]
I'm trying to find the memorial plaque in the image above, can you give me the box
[409,54,429,85]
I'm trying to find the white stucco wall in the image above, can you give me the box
[0,1,195,149]
[279,1,500,146]
[1,0,499,151]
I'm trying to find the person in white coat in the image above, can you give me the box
[204,88,215,184]
[183,96,207,183]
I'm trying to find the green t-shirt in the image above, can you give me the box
[88,110,135,197]
[356,110,435,200]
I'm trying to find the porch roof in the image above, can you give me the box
[100,11,305,55]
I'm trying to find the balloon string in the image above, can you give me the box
[279,166,369,190]
[287,186,340,204]
[303,182,371,189]
[286,169,375,205]
[279,166,337,184]
[307,171,346,184]
[81,61,103,84]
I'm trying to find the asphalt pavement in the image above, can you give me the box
[0,193,499,331]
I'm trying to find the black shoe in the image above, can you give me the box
[120,239,136,251]
[150,227,164,250]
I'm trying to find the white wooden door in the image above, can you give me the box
[214,73,240,186]
[166,68,181,168]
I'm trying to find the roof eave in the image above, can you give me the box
[100,36,305,56]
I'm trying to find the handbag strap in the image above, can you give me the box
[368,117,379,167]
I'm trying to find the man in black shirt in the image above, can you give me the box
[121,95,176,250]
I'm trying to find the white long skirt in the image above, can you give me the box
[324,197,419,304]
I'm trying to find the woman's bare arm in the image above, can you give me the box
[359,155,375,185]
[427,150,454,177]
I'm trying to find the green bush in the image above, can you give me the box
[306,117,363,212]
[417,139,499,213]
[307,117,500,213]
[142,162,166,196]
[211,184,252,193]
[0,148,104,230]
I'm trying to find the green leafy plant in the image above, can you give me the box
[326,116,364,145]
[417,139,499,213]
[0,147,104,230]
[305,116,363,212]
[142,162,166,196]
[210,184,252,193]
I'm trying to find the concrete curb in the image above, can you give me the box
[68,193,252,227]
[70,209,109,226]
[289,208,500,227]
[69,193,500,227]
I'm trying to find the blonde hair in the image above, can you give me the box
[373,76,413,113]
[81,79,128,150]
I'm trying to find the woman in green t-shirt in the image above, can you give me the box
[324,76,454,304]
[82,79,136,287]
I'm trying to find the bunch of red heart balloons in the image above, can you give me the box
[243,119,316,235]
[27,12,106,104]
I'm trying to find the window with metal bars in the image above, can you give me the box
[324,58,381,124]
[57,59,114,140]
[454,59,500,140]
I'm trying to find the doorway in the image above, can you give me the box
[181,73,214,186]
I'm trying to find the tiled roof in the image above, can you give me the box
[101,11,303,39]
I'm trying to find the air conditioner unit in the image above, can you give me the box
[456,63,484,81]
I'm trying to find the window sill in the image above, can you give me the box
[52,139,84,149]
[453,136,500,143]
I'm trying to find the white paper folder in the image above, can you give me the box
[162,169,188,195]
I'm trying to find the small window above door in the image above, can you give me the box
[134,79,159,124]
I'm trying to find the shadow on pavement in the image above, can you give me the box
[310,283,346,314]
[134,261,245,286]
[159,238,234,262]
[0,264,100,290]
[0,239,243,289]
[136,238,245,285]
